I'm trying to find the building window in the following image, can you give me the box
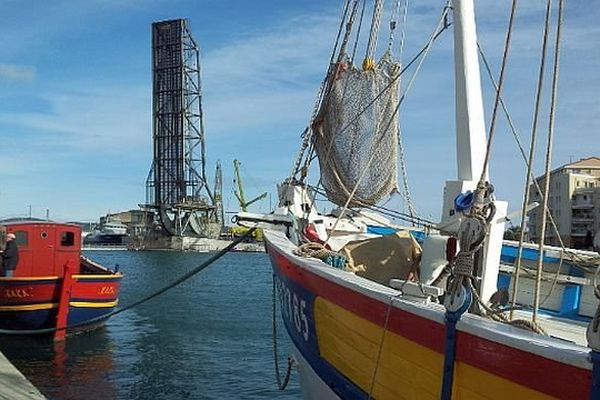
[60,231,75,247]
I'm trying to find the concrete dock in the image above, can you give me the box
[0,351,45,400]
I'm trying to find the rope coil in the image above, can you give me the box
[294,242,349,270]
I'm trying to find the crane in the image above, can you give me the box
[233,159,268,212]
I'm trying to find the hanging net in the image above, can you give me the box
[313,55,400,207]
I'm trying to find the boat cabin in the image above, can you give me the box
[1,222,82,277]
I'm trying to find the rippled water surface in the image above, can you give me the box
[0,251,300,400]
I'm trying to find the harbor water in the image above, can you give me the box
[0,251,300,400]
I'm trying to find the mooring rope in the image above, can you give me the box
[0,227,257,336]
[271,275,296,390]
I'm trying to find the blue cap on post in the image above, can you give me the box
[454,191,474,212]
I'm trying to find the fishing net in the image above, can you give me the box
[313,56,400,208]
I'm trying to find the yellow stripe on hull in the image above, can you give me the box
[73,274,123,280]
[314,297,552,400]
[315,297,442,400]
[453,361,553,400]
[0,303,58,311]
[69,300,119,308]
[0,276,59,282]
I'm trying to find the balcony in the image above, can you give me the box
[572,217,594,223]
[571,226,592,237]
[571,203,593,210]
[574,187,596,194]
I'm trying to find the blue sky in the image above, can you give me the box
[0,1,598,224]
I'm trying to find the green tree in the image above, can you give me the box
[504,225,522,241]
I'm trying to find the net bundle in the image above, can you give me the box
[313,56,400,207]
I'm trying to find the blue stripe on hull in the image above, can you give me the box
[0,306,115,332]
[0,309,55,330]
[273,265,367,400]
[67,306,113,327]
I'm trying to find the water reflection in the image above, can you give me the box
[1,327,118,400]
[1,251,300,400]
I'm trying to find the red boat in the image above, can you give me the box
[0,221,122,340]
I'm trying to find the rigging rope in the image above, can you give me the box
[363,0,385,70]
[309,183,434,227]
[0,228,257,336]
[298,0,368,185]
[385,0,402,54]
[478,42,600,277]
[533,0,564,323]
[508,0,553,319]
[290,0,356,181]
[470,279,546,334]
[323,3,451,242]
[397,128,417,219]
[305,18,451,219]
[303,16,451,197]
[392,0,416,219]
[367,296,399,399]
[477,0,519,187]
[351,1,368,64]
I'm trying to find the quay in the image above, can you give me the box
[0,351,46,400]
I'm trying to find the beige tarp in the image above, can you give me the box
[341,231,422,286]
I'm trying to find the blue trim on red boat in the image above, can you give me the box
[0,279,58,286]
[0,305,116,332]
[74,277,121,283]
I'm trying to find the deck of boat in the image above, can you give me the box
[512,310,589,346]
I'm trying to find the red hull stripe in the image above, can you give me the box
[1,280,121,307]
[457,330,590,399]
[270,245,591,399]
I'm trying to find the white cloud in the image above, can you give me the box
[0,64,36,82]
[0,84,151,153]
[0,0,598,221]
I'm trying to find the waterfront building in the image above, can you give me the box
[528,156,600,249]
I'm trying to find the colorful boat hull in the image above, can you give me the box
[0,274,121,332]
[266,230,594,399]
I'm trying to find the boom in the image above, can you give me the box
[233,159,268,212]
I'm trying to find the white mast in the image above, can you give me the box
[453,0,487,183]
[440,0,508,305]
[441,0,488,224]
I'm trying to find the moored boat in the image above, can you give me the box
[0,221,122,339]
[237,0,600,398]
[84,214,129,245]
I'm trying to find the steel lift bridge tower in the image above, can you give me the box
[144,19,222,237]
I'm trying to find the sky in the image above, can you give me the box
[0,0,598,224]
